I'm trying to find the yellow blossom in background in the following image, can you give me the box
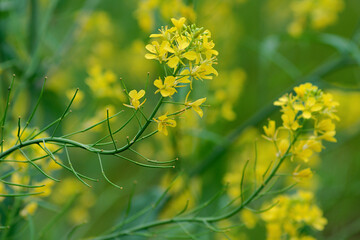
[288,0,345,37]
[241,209,257,229]
[135,0,196,32]
[20,202,38,218]
[154,114,177,136]
[83,105,117,132]
[85,64,125,101]
[51,178,95,224]
[0,183,6,202]
[124,89,146,110]
[328,90,360,130]
[293,139,322,162]
[69,207,90,225]
[293,166,314,181]
[208,68,246,122]
[261,190,327,239]
[315,118,336,142]
[159,173,201,219]
[79,11,114,37]
[66,89,84,108]
[37,178,56,197]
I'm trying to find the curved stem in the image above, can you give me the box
[0,97,164,160]
[190,54,356,177]
[91,134,298,239]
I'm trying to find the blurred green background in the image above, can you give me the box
[1,0,360,239]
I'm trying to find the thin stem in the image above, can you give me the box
[114,154,174,169]
[1,74,15,153]
[61,110,124,138]
[64,144,91,187]
[29,112,71,140]
[19,148,59,182]
[51,88,78,137]
[190,55,356,177]
[0,198,21,240]
[91,135,299,239]
[97,153,122,189]
[17,117,22,145]
[240,160,249,204]
[106,109,117,151]
[91,111,137,147]
[17,77,47,144]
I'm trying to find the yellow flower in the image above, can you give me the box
[37,178,56,197]
[154,76,189,97]
[274,95,289,106]
[185,91,206,117]
[145,18,217,77]
[294,96,323,119]
[288,0,344,37]
[124,89,146,110]
[294,139,322,162]
[171,17,186,31]
[163,37,193,69]
[85,64,125,100]
[315,118,336,142]
[241,209,257,229]
[263,120,276,141]
[154,114,177,136]
[306,206,328,231]
[262,190,327,239]
[20,202,38,217]
[294,83,318,98]
[154,76,177,97]
[292,166,313,181]
[150,25,176,40]
[201,32,219,59]
[180,62,218,82]
[277,138,290,157]
[281,109,300,131]
[145,41,169,63]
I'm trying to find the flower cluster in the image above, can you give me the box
[125,18,217,136]
[288,0,344,37]
[261,190,327,240]
[145,17,218,82]
[263,82,339,163]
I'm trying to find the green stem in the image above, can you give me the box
[91,135,299,239]
[0,198,21,240]
[0,98,164,161]
[190,55,356,177]
[1,74,15,153]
